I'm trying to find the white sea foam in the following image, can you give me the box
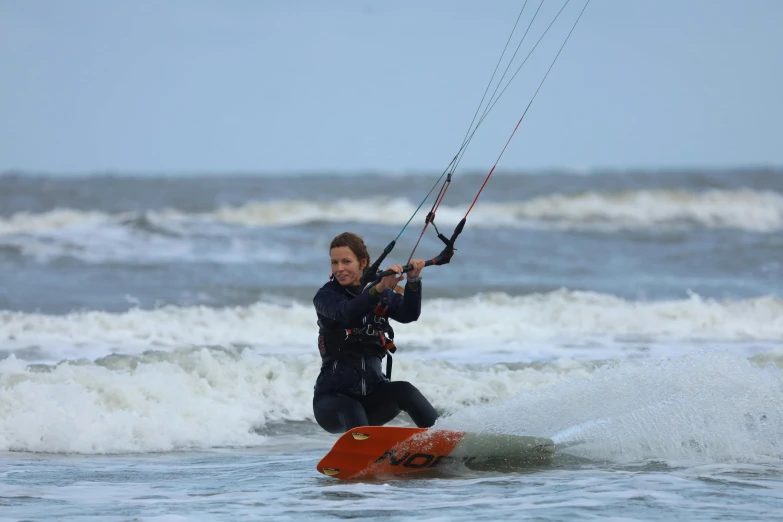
[0,350,301,453]
[0,210,292,264]
[2,347,781,457]
[493,188,783,232]
[1,300,318,362]
[3,291,781,365]
[0,348,590,454]
[438,351,783,463]
[406,290,783,344]
[0,209,112,235]
[212,189,783,231]
[1,189,781,236]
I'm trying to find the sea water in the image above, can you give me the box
[2,168,783,520]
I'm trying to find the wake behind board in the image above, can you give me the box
[317,426,554,480]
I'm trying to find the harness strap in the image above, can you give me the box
[323,324,397,378]
[374,291,391,317]
[376,331,396,354]
[386,352,393,380]
[375,330,396,379]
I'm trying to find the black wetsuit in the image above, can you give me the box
[312,278,439,434]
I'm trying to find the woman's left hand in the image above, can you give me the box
[376,264,404,292]
[407,259,426,279]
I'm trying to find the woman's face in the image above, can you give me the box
[330,246,366,286]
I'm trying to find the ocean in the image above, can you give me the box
[1,167,783,520]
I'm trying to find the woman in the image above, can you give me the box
[312,232,439,434]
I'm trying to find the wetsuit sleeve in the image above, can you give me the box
[385,281,422,323]
[313,286,380,324]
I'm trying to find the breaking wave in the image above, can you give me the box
[3,290,782,364]
[1,189,782,235]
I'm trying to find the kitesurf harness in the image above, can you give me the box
[319,286,398,379]
[351,0,590,376]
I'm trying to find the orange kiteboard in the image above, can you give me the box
[317,425,554,480]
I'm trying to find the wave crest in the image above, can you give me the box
[3,291,782,365]
[1,189,781,235]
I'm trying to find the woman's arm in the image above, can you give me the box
[382,258,425,323]
[313,286,380,324]
[385,280,422,323]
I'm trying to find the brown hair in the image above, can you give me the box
[330,232,371,270]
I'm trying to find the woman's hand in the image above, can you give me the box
[376,264,403,292]
[407,259,426,279]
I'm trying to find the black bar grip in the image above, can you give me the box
[376,259,438,279]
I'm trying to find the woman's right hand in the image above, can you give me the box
[375,264,403,292]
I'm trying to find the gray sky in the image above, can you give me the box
[1,0,781,174]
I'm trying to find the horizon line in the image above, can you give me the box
[2,163,782,179]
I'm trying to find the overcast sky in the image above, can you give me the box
[1,0,781,174]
